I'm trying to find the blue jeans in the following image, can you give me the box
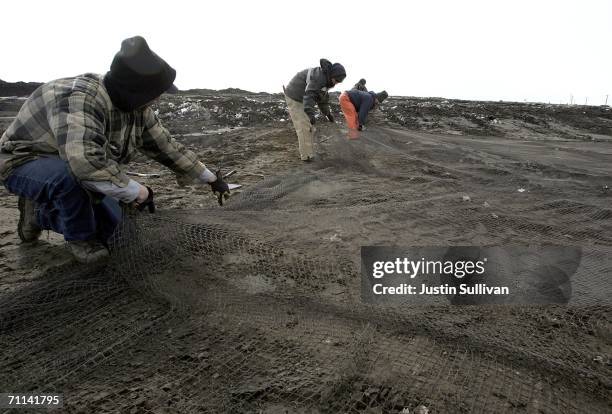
[4,157,122,242]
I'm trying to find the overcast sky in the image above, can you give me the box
[2,0,611,105]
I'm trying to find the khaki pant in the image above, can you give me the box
[284,93,315,160]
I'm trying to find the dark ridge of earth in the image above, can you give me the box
[1,79,611,140]
[0,79,44,97]
[0,79,265,98]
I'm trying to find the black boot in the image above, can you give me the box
[17,197,41,242]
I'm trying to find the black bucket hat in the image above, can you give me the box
[104,36,177,111]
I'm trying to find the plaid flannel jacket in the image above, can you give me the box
[0,73,205,186]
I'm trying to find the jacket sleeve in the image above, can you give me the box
[303,91,318,118]
[303,69,326,118]
[137,108,206,180]
[358,94,374,125]
[317,91,331,115]
[50,91,131,186]
[81,179,141,203]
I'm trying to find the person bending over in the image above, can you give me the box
[284,59,346,161]
[339,89,388,132]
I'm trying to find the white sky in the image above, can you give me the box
[2,0,611,104]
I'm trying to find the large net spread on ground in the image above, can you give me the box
[1,127,611,413]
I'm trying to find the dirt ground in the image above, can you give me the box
[0,91,611,413]
[1,92,610,292]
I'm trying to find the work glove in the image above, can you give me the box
[309,114,316,125]
[326,113,335,123]
[135,185,156,213]
[209,169,231,206]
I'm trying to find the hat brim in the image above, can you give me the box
[165,84,179,94]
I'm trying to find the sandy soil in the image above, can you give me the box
[0,92,611,413]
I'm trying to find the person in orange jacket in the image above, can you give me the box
[339,89,388,132]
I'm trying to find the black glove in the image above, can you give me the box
[209,170,230,206]
[136,186,155,213]
[358,124,363,131]
[326,113,335,123]
[309,114,316,125]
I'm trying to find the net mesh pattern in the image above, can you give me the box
[1,127,610,413]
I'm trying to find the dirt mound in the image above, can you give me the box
[151,92,612,141]
[2,86,611,140]
[0,79,43,97]
[381,97,612,139]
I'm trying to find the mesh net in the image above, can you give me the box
[1,126,611,414]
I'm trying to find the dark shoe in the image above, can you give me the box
[17,197,41,242]
[66,240,110,264]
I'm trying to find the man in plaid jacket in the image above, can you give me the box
[0,36,230,263]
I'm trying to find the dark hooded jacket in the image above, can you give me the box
[347,90,378,126]
[284,59,338,118]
